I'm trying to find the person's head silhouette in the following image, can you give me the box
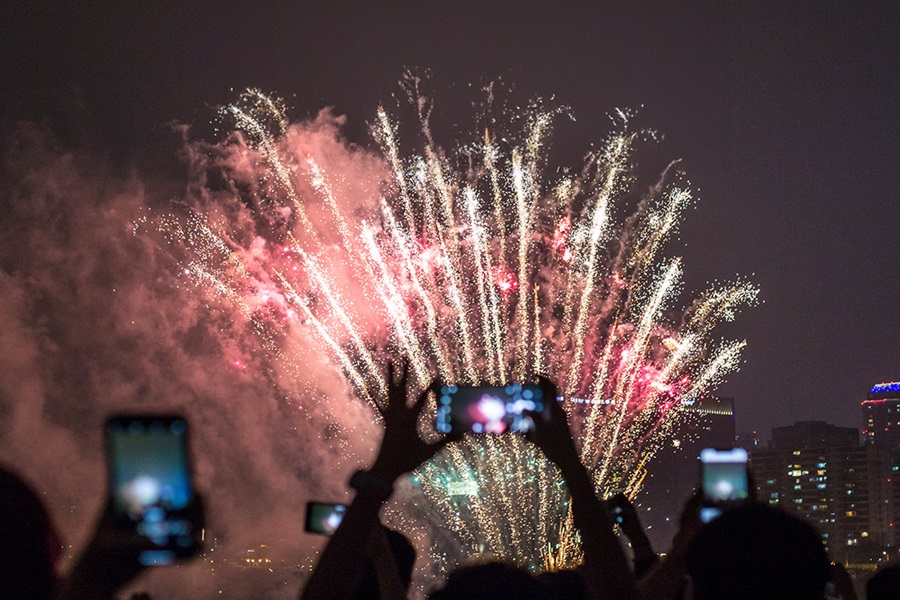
[686,503,829,600]
[0,466,60,600]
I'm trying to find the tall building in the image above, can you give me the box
[638,397,736,549]
[771,420,858,448]
[862,382,900,448]
[751,420,894,562]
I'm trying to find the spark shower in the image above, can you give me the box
[165,83,757,574]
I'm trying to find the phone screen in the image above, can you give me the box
[699,447,749,522]
[106,416,199,564]
[435,383,545,434]
[305,502,347,535]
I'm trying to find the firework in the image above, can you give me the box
[168,85,757,573]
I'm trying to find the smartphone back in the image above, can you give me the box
[105,415,200,564]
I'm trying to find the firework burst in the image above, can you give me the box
[167,84,757,574]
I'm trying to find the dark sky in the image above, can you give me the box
[3,0,899,439]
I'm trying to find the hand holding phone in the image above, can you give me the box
[305,502,347,535]
[699,447,749,523]
[105,415,202,565]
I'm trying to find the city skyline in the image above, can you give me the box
[740,380,900,445]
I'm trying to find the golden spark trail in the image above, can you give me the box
[565,134,630,398]
[380,201,454,382]
[359,226,431,385]
[512,150,534,382]
[276,274,378,408]
[597,257,682,487]
[483,130,509,259]
[374,106,416,233]
[226,92,316,236]
[307,157,362,265]
[464,186,500,383]
[287,240,387,397]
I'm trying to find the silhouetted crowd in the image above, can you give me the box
[3,362,900,599]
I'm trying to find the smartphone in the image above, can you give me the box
[435,383,545,434]
[305,502,347,535]
[105,415,201,565]
[699,447,749,523]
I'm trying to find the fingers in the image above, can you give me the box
[413,379,436,413]
[400,359,409,388]
[522,409,542,447]
[545,390,566,421]
[386,358,411,408]
[521,408,539,430]
[536,374,558,398]
[389,358,408,389]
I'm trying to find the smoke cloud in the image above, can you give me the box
[0,115,386,598]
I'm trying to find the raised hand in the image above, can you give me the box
[525,375,580,469]
[369,360,459,482]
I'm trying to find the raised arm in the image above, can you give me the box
[368,525,408,600]
[609,493,659,578]
[301,360,456,600]
[527,377,637,600]
[59,495,204,600]
[637,493,702,600]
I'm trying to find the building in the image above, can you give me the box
[771,420,858,448]
[751,420,894,562]
[862,382,900,448]
[639,397,736,549]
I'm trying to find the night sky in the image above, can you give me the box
[5,0,898,436]
[1,2,900,592]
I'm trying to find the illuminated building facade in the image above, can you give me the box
[752,420,894,562]
[862,382,900,448]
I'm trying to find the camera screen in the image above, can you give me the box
[435,384,544,434]
[700,448,749,502]
[106,417,195,563]
[306,502,347,535]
